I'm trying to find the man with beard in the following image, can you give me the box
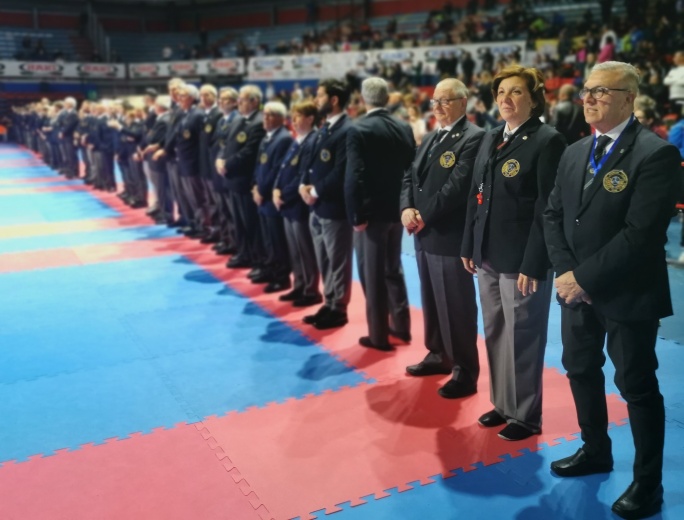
[299,78,353,330]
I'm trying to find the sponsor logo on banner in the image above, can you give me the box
[19,62,64,76]
[291,55,322,69]
[77,63,119,78]
[168,61,199,76]
[376,50,414,63]
[207,59,241,74]
[130,63,161,78]
[252,57,284,71]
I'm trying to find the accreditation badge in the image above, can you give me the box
[183,129,191,139]
[501,159,520,178]
[320,149,331,162]
[602,170,628,193]
[291,155,299,166]
[236,131,247,143]
[439,151,456,169]
[205,124,213,133]
[260,153,268,164]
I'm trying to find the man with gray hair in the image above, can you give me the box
[545,61,681,519]
[59,96,80,178]
[344,77,416,350]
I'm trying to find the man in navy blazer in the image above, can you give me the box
[252,101,294,292]
[544,61,681,520]
[216,85,266,269]
[345,77,416,350]
[400,78,485,399]
[299,78,353,329]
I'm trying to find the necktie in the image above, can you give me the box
[583,135,612,193]
[318,122,330,141]
[428,129,447,157]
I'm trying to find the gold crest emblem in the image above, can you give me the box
[205,124,213,133]
[501,159,520,178]
[439,151,456,169]
[602,170,628,193]
[260,153,268,164]
[320,149,331,162]
[291,155,299,166]
[236,131,247,143]
[182,129,191,139]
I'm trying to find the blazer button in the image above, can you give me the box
[575,219,580,226]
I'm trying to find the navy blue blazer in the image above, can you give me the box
[254,126,294,217]
[301,114,352,220]
[274,130,317,221]
[221,111,266,193]
[174,107,204,177]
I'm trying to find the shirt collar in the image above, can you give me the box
[505,117,531,136]
[595,115,632,141]
[325,112,344,129]
[296,130,313,144]
[438,115,465,133]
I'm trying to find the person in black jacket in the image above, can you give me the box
[251,101,294,292]
[273,100,321,307]
[142,96,173,224]
[216,84,266,269]
[400,78,484,399]
[461,65,567,441]
[197,84,224,242]
[551,84,591,144]
[544,61,681,520]
[345,77,416,351]
[59,97,80,179]
[299,78,353,330]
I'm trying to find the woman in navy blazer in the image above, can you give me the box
[461,65,566,441]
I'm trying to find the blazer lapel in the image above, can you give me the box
[577,121,639,214]
[423,119,468,171]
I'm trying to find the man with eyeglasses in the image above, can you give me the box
[400,78,484,399]
[544,61,681,520]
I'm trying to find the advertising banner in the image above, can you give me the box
[128,58,246,79]
[0,61,126,79]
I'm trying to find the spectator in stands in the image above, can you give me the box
[664,51,684,111]
[162,45,173,61]
[407,105,427,145]
[635,107,669,139]
[598,36,616,63]
[551,84,591,144]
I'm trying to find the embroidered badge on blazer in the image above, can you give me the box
[236,131,247,143]
[501,159,520,178]
[440,151,456,168]
[182,129,191,139]
[205,124,213,133]
[260,153,268,164]
[602,170,628,193]
[320,149,331,162]
[291,155,299,166]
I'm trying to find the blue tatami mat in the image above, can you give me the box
[0,225,176,254]
[0,191,119,225]
[0,255,370,463]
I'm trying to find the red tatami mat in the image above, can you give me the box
[0,237,186,273]
[199,368,627,520]
[0,424,265,520]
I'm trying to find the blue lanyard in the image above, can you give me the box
[589,114,634,176]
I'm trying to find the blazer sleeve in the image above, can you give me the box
[520,131,567,280]
[344,125,369,225]
[312,127,348,201]
[572,144,681,295]
[419,129,484,226]
[460,156,483,259]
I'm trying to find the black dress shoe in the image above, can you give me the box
[389,328,411,343]
[166,220,182,228]
[247,267,263,279]
[303,305,331,324]
[438,379,477,399]
[177,226,192,234]
[611,481,663,520]
[314,310,348,330]
[200,233,220,244]
[406,362,451,377]
[359,336,393,352]
[279,289,303,302]
[264,279,291,293]
[478,409,507,427]
[184,228,204,239]
[130,200,148,209]
[498,423,538,441]
[550,448,613,477]
[293,294,323,307]
[226,258,252,269]
[214,243,236,255]
[251,272,273,284]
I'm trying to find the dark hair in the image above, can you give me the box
[492,65,546,118]
[319,78,351,108]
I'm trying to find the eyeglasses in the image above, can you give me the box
[579,86,630,100]
[429,97,465,107]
